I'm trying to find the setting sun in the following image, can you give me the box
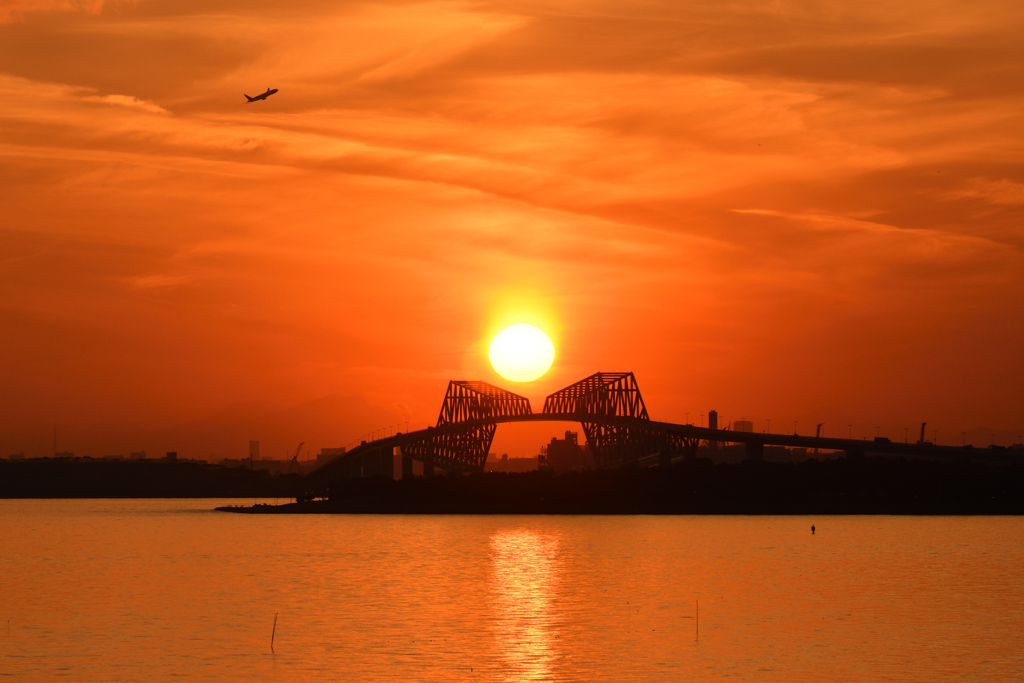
[488,324,555,382]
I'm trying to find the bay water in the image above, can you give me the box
[2,500,1022,681]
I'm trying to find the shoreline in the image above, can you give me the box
[221,456,1024,515]
[3,455,1022,513]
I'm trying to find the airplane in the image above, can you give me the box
[244,87,278,103]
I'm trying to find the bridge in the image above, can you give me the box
[302,371,1017,496]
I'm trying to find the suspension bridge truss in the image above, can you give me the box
[301,370,1007,496]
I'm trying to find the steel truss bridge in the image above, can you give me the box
[303,372,1015,494]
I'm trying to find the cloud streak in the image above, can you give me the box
[0,0,106,24]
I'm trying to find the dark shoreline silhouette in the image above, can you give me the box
[4,456,1023,513]
[0,459,300,498]
[226,456,1024,515]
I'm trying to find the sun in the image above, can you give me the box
[489,324,555,382]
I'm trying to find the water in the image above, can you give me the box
[1,500,1022,682]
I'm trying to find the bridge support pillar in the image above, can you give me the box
[365,452,378,477]
[423,462,435,478]
[402,455,414,479]
[343,455,359,479]
[745,442,764,461]
[360,449,392,478]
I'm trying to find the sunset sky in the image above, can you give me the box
[1,0,1022,458]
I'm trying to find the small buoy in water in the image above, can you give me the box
[811,525,816,534]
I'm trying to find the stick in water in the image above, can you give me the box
[271,613,278,653]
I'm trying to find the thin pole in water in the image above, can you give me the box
[696,600,699,642]
[271,613,278,653]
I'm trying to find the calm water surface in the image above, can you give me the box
[1,500,1022,682]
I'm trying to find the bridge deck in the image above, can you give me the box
[303,412,1018,485]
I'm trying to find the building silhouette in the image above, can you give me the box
[485,452,538,473]
[543,431,595,474]
[317,447,346,467]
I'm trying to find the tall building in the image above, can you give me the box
[734,420,754,433]
[544,431,595,473]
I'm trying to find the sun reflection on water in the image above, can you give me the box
[488,529,563,682]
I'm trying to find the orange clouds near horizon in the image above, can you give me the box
[1,0,1022,459]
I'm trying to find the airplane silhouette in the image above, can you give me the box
[244,87,278,103]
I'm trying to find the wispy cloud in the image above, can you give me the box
[83,93,167,114]
[945,178,1024,206]
[126,274,194,288]
[0,0,106,24]
[731,208,1002,247]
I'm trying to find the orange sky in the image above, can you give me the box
[1,0,1022,459]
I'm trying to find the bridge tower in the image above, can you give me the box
[399,381,532,473]
[542,372,693,466]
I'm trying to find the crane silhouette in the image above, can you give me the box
[287,441,305,475]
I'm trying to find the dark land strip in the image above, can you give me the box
[224,457,1024,515]
[0,458,300,498]
[3,456,1023,513]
